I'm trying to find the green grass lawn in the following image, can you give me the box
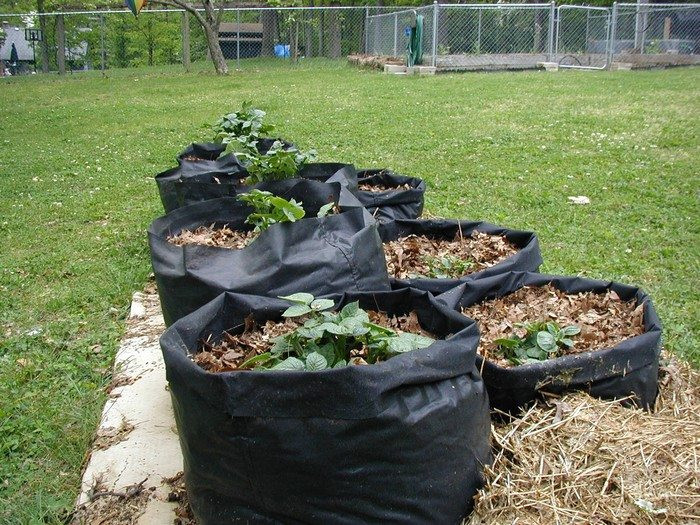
[0,59,698,523]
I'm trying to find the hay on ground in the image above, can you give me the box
[467,356,700,524]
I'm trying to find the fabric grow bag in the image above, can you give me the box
[160,287,491,524]
[379,219,543,295]
[149,181,390,326]
[157,142,358,214]
[356,169,426,221]
[437,271,662,414]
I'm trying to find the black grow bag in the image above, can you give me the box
[355,169,426,221]
[157,141,358,213]
[379,219,543,295]
[437,271,662,414]
[149,180,390,326]
[161,287,491,524]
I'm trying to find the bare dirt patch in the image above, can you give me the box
[384,231,518,280]
[461,284,644,367]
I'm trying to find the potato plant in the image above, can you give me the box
[239,293,434,371]
[239,141,317,184]
[495,321,581,365]
[212,102,275,154]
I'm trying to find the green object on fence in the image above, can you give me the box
[407,14,423,67]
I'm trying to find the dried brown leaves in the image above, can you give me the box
[193,316,302,372]
[70,478,154,525]
[164,472,196,525]
[461,284,645,367]
[358,182,413,192]
[384,231,518,280]
[167,224,255,250]
[467,356,700,525]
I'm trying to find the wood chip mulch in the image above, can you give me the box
[461,284,645,367]
[193,311,430,373]
[167,224,255,250]
[384,231,518,280]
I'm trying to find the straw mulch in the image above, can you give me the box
[467,357,700,524]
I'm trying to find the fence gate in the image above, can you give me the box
[555,5,611,69]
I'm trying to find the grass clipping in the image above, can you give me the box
[467,357,700,524]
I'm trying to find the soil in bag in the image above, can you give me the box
[355,169,426,221]
[438,271,662,414]
[149,180,390,326]
[379,219,542,294]
[160,288,491,524]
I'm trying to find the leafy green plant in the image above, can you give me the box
[424,254,474,278]
[212,102,275,153]
[237,190,336,234]
[495,321,581,366]
[240,141,317,184]
[237,189,305,233]
[239,293,434,371]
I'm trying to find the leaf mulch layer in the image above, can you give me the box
[69,478,155,525]
[466,355,700,525]
[383,231,518,280]
[358,182,413,192]
[93,418,135,451]
[193,311,431,373]
[164,472,196,525]
[461,284,644,367]
[168,224,255,250]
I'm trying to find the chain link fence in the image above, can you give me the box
[1,3,698,75]
[611,3,700,67]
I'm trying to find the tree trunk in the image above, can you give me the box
[202,0,228,74]
[203,23,228,74]
[261,10,278,57]
[326,5,341,59]
[37,0,49,73]
[291,20,299,62]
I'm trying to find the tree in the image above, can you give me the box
[151,0,228,74]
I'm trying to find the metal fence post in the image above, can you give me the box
[364,7,369,54]
[432,1,439,67]
[477,8,482,54]
[100,14,105,75]
[547,1,555,61]
[236,8,241,69]
[609,2,618,67]
[56,13,66,75]
[393,13,398,57]
[182,11,190,71]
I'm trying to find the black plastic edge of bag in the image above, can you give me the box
[355,168,426,221]
[160,287,491,524]
[149,181,390,326]
[436,271,663,414]
[379,219,543,294]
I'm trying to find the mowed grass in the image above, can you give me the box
[0,59,698,522]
